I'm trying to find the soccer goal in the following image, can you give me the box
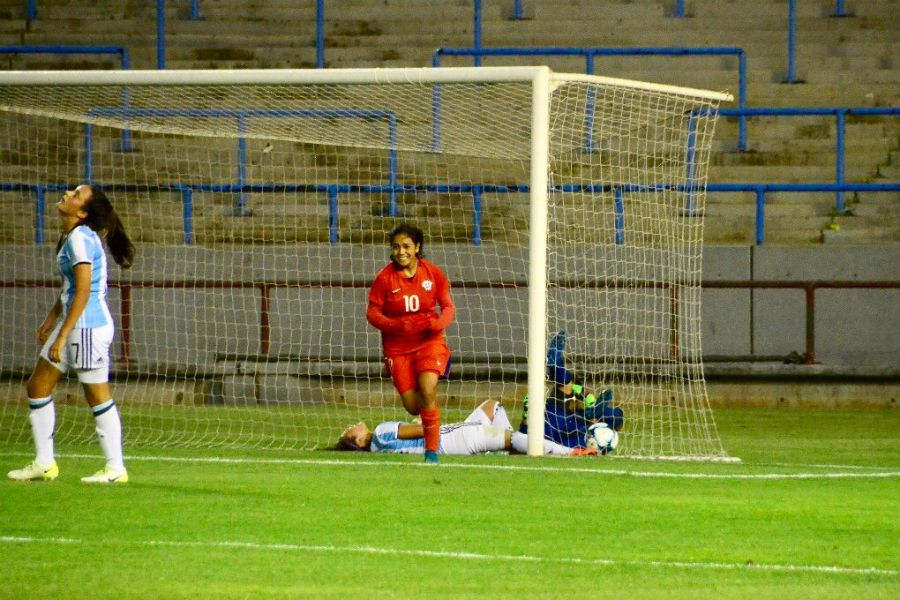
[0,67,735,461]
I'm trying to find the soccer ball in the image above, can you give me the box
[585,423,619,455]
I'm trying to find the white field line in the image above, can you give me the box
[2,451,899,479]
[759,461,896,471]
[0,535,896,578]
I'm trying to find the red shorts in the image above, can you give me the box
[384,342,451,395]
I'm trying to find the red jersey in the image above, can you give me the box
[366,257,455,355]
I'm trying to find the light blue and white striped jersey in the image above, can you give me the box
[370,422,426,454]
[369,421,496,455]
[57,225,113,328]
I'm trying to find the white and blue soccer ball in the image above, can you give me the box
[586,422,619,455]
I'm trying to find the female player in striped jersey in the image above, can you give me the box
[337,400,596,457]
[366,223,455,464]
[8,184,134,484]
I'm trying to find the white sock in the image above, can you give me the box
[93,400,125,471]
[541,437,573,456]
[511,432,572,456]
[28,396,55,466]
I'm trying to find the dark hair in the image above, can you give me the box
[388,223,425,258]
[82,187,136,269]
[336,437,366,452]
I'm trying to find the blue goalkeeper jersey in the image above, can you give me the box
[519,397,623,447]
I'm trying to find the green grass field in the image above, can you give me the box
[1,408,898,599]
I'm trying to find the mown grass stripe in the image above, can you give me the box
[1,535,896,577]
[2,451,898,479]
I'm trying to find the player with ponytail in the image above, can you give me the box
[8,184,134,484]
[79,186,135,269]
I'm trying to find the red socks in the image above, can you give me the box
[420,407,441,453]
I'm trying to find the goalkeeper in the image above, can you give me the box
[338,400,597,457]
[518,331,625,449]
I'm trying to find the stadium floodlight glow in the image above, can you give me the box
[0,67,736,461]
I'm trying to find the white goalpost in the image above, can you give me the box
[0,66,735,460]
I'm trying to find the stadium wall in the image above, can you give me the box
[2,244,898,377]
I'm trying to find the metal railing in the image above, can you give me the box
[717,107,900,213]
[22,2,197,69]
[79,107,399,239]
[707,183,900,246]
[702,279,899,367]
[7,178,897,248]
[25,0,200,20]
[673,0,852,18]
[22,0,863,77]
[0,44,129,69]
[434,46,750,150]
[669,1,854,83]
[6,3,895,248]
[0,45,135,150]
[2,275,895,370]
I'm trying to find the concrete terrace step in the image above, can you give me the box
[482,15,895,40]
[195,5,477,24]
[747,83,898,107]
[730,137,893,156]
[0,0,895,247]
[847,195,900,218]
[709,165,877,183]
[706,197,838,218]
[13,9,895,44]
[876,164,900,180]
[680,0,897,19]
[762,215,842,240]
[711,151,881,169]
[701,215,837,245]
[820,217,900,244]
[707,189,849,206]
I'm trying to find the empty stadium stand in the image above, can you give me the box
[0,0,896,245]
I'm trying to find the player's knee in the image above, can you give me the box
[476,399,499,421]
[399,390,421,414]
[418,381,439,401]
[26,361,59,398]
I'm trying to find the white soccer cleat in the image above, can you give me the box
[8,460,59,481]
[81,466,128,484]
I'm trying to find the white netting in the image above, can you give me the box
[547,81,727,459]
[0,69,731,459]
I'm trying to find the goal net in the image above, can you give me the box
[0,67,734,460]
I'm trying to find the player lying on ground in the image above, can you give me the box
[519,330,625,450]
[337,400,597,457]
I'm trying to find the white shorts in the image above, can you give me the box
[41,322,114,384]
[463,401,513,431]
[439,422,507,455]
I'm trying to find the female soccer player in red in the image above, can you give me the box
[366,223,455,464]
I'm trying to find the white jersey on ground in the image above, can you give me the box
[370,404,508,456]
[57,224,112,328]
